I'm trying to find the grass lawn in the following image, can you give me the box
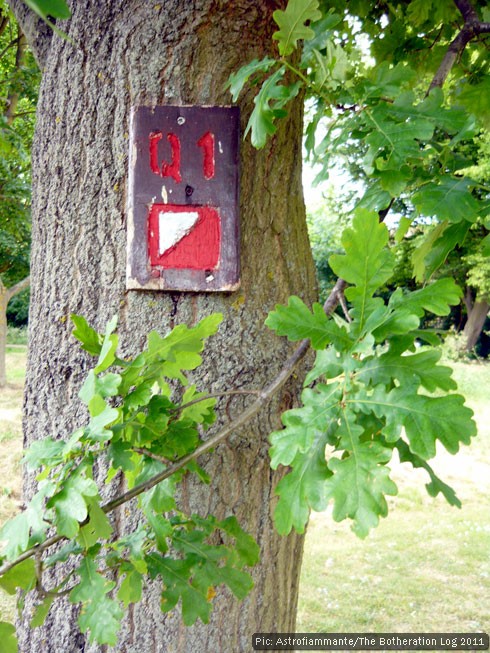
[0,350,489,644]
[0,345,26,621]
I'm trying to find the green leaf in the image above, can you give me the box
[85,401,119,442]
[77,499,113,549]
[94,315,118,374]
[369,62,415,97]
[273,432,331,535]
[141,476,177,514]
[272,0,322,56]
[180,385,216,426]
[330,209,393,295]
[357,349,457,393]
[23,437,65,470]
[395,440,461,508]
[0,488,51,559]
[118,570,143,608]
[392,88,469,134]
[456,76,490,125]
[70,557,110,603]
[0,622,17,653]
[376,167,411,196]
[325,413,397,537]
[407,0,432,26]
[47,472,98,538]
[107,440,136,473]
[0,558,36,595]
[265,295,350,350]
[113,527,148,574]
[185,459,211,484]
[423,221,472,279]
[124,381,155,410]
[356,182,392,212]
[269,383,341,468]
[24,0,71,20]
[71,314,102,356]
[329,210,394,334]
[78,595,124,646]
[147,554,212,625]
[363,104,434,170]
[31,595,55,628]
[390,278,462,316]
[244,67,301,149]
[356,386,477,459]
[411,221,448,282]
[147,513,173,552]
[412,177,479,223]
[226,57,276,102]
[218,516,260,568]
[304,348,344,385]
[146,314,222,383]
[79,370,122,403]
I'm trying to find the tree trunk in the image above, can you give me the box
[463,296,489,352]
[12,1,317,651]
[0,275,29,387]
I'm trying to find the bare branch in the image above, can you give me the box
[0,14,9,39]
[132,448,170,464]
[0,35,21,62]
[429,0,490,91]
[5,29,26,126]
[7,0,53,68]
[453,0,479,23]
[6,275,30,302]
[168,389,261,415]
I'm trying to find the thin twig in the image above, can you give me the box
[168,389,261,415]
[132,448,169,464]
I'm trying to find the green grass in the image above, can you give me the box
[6,326,28,346]
[0,346,26,621]
[297,362,490,640]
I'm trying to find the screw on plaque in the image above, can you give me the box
[185,185,194,197]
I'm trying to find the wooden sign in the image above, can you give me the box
[126,105,240,292]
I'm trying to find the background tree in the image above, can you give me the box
[0,0,38,385]
[299,0,490,354]
[8,0,317,650]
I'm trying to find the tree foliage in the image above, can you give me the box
[0,314,259,644]
[0,1,38,385]
[0,0,38,287]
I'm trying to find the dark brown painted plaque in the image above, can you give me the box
[126,105,240,292]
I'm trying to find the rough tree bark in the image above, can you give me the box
[10,1,317,651]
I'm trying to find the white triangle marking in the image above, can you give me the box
[158,211,200,255]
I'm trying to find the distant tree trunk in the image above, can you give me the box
[11,1,317,651]
[5,28,27,125]
[462,289,489,352]
[0,275,29,386]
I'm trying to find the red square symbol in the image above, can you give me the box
[148,204,221,270]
